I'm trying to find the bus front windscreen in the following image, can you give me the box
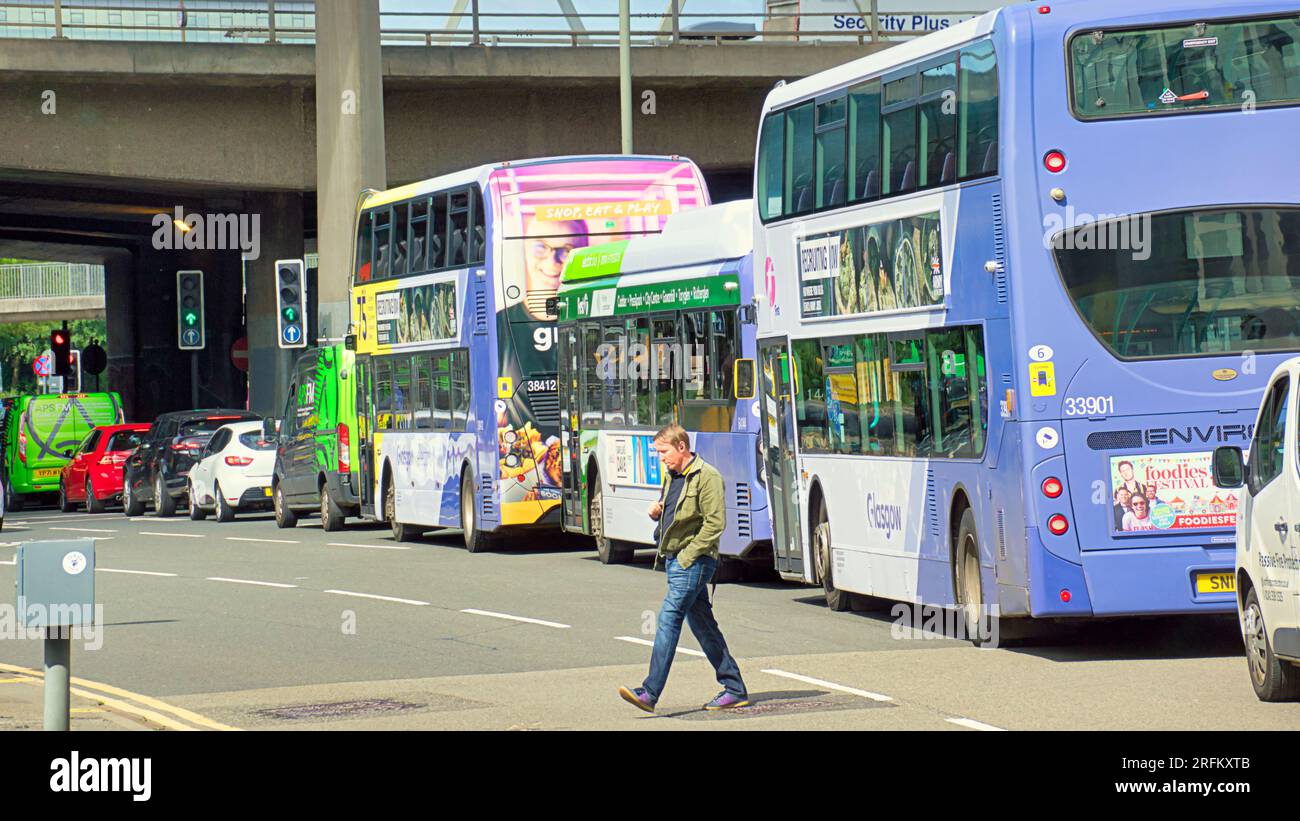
[1070,15,1300,119]
[1054,207,1300,360]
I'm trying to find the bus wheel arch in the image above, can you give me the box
[808,479,851,612]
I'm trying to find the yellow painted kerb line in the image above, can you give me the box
[0,662,239,731]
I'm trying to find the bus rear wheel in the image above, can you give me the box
[954,507,992,646]
[461,471,496,553]
[1243,587,1300,702]
[590,479,633,565]
[813,505,852,612]
[386,478,421,543]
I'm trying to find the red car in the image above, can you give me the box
[59,423,151,513]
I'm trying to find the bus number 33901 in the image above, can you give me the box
[1064,395,1115,417]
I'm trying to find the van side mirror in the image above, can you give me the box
[263,418,279,439]
[1212,446,1245,490]
[733,358,757,400]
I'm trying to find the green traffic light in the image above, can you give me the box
[283,306,298,323]
[184,310,198,326]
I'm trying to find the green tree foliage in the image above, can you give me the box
[0,319,109,396]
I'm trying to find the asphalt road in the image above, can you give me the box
[0,501,1294,730]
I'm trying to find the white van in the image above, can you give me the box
[1214,359,1300,701]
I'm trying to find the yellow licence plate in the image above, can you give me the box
[1195,572,1235,594]
[34,469,61,479]
[263,487,273,497]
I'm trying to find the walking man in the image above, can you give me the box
[619,424,749,713]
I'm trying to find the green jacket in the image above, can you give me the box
[655,455,726,569]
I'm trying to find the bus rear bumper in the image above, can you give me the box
[1079,543,1237,616]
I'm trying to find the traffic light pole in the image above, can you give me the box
[191,352,199,409]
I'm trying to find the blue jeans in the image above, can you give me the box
[642,555,746,703]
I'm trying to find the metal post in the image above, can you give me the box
[43,628,70,731]
[267,0,277,44]
[191,352,199,409]
[471,0,480,45]
[619,0,632,155]
[870,0,880,43]
[670,0,679,44]
[53,0,63,38]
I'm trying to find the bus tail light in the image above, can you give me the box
[1041,477,1063,498]
[1044,150,1067,173]
[337,423,350,474]
[1047,514,1070,536]
[1060,589,1072,603]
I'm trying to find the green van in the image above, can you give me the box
[2,392,125,510]
[270,345,362,531]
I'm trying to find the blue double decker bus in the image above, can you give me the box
[752,0,1300,636]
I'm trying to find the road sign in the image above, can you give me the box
[32,354,51,377]
[81,343,107,376]
[281,324,303,346]
[231,336,248,373]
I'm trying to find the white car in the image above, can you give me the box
[187,421,276,522]
[1215,358,1300,702]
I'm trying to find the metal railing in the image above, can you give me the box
[0,262,105,300]
[0,1,993,46]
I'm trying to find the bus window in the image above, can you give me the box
[816,95,847,209]
[375,358,393,430]
[451,350,471,429]
[920,59,958,187]
[883,73,918,195]
[432,352,452,430]
[355,211,374,283]
[681,311,710,402]
[581,324,603,428]
[449,189,470,268]
[373,208,392,280]
[393,356,413,430]
[959,40,998,178]
[430,193,448,270]
[469,188,486,265]
[410,198,430,275]
[784,102,815,216]
[603,323,625,426]
[628,318,651,426]
[414,354,432,430]
[792,339,826,452]
[824,340,861,455]
[392,202,410,278]
[757,112,785,220]
[652,317,677,425]
[711,310,738,400]
[849,80,882,202]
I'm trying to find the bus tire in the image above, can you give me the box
[387,478,420,543]
[590,479,633,565]
[1243,586,1300,702]
[274,483,298,529]
[461,471,496,553]
[320,484,345,532]
[813,505,852,612]
[58,481,75,513]
[85,480,105,514]
[154,474,176,517]
[954,507,991,646]
[215,483,236,523]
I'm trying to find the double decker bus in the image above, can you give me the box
[349,156,709,550]
[555,200,771,578]
[752,0,1300,635]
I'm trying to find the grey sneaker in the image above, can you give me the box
[619,686,656,714]
[704,690,750,710]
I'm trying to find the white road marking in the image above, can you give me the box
[97,568,178,578]
[206,577,297,589]
[225,536,299,545]
[0,559,13,566]
[48,527,117,534]
[327,542,411,551]
[945,717,1005,731]
[462,609,570,629]
[141,531,204,539]
[128,517,189,523]
[759,669,893,702]
[614,635,704,657]
[2,526,29,531]
[11,515,92,523]
[324,589,429,606]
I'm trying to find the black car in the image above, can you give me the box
[123,409,260,517]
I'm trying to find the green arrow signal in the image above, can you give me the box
[282,306,298,323]
[184,310,198,326]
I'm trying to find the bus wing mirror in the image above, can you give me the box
[1212,446,1245,490]
[733,359,757,400]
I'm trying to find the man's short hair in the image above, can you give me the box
[653,423,691,450]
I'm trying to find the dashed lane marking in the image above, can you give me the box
[324,589,429,606]
[141,531,204,538]
[225,536,300,545]
[97,568,178,577]
[326,542,411,551]
[613,636,704,656]
[462,608,570,629]
[759,669,893,702]
[946,717,1006,731]
[206,577,297,589]
[48,527,117,534]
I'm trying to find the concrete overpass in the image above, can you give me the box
[0,34,883,420]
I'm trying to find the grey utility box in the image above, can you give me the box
[15,539,95,628]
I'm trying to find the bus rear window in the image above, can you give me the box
[1054,207,1300,359]
[1070,15,1300,119]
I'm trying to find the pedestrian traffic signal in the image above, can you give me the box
[50,328,73,378]
[177,270,206,350]
[275,259,307,349]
